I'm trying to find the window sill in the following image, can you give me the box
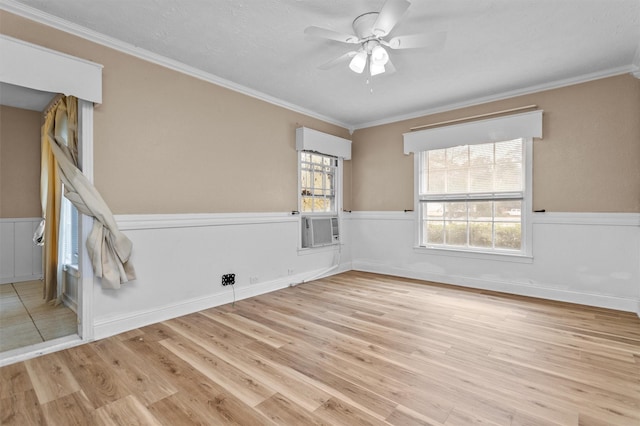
[63,264,80,277]
[299,212,340,216]
[413,246,533,263]
[297,243,342,256]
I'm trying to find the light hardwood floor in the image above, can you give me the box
[0,281,77,353]
[1,271,639,425]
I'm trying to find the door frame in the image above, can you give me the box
[0,35,101,365]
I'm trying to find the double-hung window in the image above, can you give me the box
[60,197,79,266]
[299,151,338,214]
[404,110,542,258]
[419,138,526,253]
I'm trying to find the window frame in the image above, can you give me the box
[298,150,342,216]
[60,189,80,267]
[413,137,533,261]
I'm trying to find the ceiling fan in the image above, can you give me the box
[304,0,446,77]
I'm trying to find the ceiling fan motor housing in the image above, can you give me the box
[352,12,380,40]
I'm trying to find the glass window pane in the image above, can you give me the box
[301,197,313,212]
[447,146,469,167]
[301,170,310,189]
[445,221,467,246]
[425,202,444,219]
[495,163,522,191]
[495,139,522,163]
[428,149,446,169]
[425,221,444,245]
[427,170,446,193]
[469,222,493,248]
[445,202,467,220]
[469,201,492,220]
[469,166,494,193]
[495,222,521,250]
[447,169,468,193]
[313,198,327,212]
[470,143,494,166]
[495,200,522,220]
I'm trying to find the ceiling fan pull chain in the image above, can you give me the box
[365,77,374,94]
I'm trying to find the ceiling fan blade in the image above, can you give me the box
[319,51,358,70]
[387,31,447,50]
[372,0,410,37]
[304,26,359,44]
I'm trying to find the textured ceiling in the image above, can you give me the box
[3,0,640,128]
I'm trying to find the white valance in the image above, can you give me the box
[0,35,103,104]
[403,109,543,154]
[296,127,352,160]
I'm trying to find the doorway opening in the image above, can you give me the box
[0,85,95,365]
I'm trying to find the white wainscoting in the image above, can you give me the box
[346,211,640,315]
[86,210,639,340]
[92,213,351,339]
[0,218,43,285]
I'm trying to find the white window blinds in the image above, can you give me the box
[421,139,523,197]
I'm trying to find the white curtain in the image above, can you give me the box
[45,96,136,289]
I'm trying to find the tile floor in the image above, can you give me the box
[0,280,77,353]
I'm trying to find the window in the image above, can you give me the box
[60,195,79,266]
[299,151,338,214]
[418,138,528,254]
[55,110,79,267]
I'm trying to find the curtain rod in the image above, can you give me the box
[409,105,538,132]
[43,93,65,116]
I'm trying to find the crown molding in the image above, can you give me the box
[0,0,351,130]
[352,65,636,130]
[1,0,636,131]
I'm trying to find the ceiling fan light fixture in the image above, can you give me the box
[349,51,367,74]
[370,45,389,65]
[370,62,385,76]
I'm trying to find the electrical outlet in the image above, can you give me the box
[287,268,294,276]
[221,273,235,286]
[250,276,259,284]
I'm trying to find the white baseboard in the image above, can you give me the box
[93,266,347,340]
[0,334,83,368]
[62,293,78,314]
[352,260,640,314]
[0,274,42,285]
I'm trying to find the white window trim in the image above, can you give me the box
[413,138,533,260]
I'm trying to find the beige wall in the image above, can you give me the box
[0,11,351,214]
[352,74,640,212]
[0,105,42,218]
[3,11,638,215]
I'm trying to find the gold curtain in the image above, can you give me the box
[40,95,66,303]
[40,95,135,294]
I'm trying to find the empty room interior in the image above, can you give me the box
[1,0,639,425]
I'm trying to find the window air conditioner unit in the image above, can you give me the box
[301,216,339,248]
